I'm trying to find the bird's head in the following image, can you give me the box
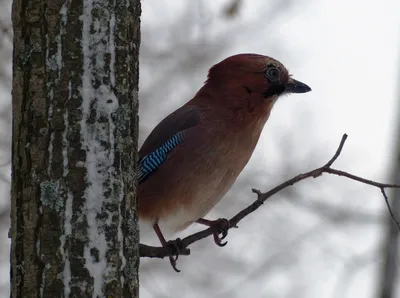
[205,53,311,102]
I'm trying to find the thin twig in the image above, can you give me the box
[322,133,348,168]
[325,168,400,189]
[380,187,400,230]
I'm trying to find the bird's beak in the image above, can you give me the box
[284,78,311,94]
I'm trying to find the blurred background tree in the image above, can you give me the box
[1,0,400,297]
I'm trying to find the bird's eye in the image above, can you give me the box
[265,67,280,82]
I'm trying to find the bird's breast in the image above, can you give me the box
[139,117,268,235]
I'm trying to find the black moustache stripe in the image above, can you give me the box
[263,84,285,98]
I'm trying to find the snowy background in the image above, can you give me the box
[1,0,400,297]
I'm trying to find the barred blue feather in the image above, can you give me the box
[138,130,186,183]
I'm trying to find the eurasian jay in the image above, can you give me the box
[138,53,311,271]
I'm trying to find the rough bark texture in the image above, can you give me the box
[11,0,141,297]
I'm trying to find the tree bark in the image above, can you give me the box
[11,0,141,297]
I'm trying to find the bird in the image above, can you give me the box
[138,53,311,271]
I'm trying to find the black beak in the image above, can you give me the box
[285,78,311,94]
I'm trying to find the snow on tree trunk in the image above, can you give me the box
[10,0,141,297]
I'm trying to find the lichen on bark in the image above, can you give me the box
[11,0,141,297]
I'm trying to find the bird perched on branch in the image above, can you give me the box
[138,53,311,271]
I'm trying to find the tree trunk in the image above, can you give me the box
[10,0,141,297]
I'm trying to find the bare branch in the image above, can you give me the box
[325,168,400,189]
[140,133,400,268]
[322,133,348,168]
[380,188,400,230]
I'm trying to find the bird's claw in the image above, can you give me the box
[169,256,180,273]
[213,233,227,247]
[166,238,183,272]
[212,218,230,247]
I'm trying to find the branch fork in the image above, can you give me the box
[140,133,400,271]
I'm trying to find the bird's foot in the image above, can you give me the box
[196,218,231,247]
[153,223,184,272]
[211,218,230,247]
[166,238,184,272]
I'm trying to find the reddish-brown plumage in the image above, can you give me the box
[139,53,311,243]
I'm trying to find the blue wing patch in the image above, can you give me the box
[138,130,186,183]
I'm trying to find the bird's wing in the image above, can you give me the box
[138,105,202,183]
